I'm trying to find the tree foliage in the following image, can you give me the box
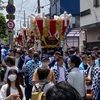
[0,0,2,2]
[0,13,7,38]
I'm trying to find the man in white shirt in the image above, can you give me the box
[3,56,18,83]
[68,55,86,99]
[51,56,68,83]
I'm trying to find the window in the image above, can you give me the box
[80,9,91,17]
[93,0,100,7]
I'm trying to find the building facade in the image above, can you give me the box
[80,0,100,49]
[49,0,80,48]
[49,0,80,27]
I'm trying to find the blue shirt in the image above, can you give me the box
[24,55,32,64]
[22,59,41,86]
[1,48,7,59]
[79,63,89,70]
[95,59,100,67]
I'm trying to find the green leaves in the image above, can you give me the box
[0,13,6,38]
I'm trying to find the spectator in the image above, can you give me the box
[74,48,81,58]
[86,55,99,98]
[92,52,98,60]
[33,55,55,83]
[24,48,34,64]
[32,67,54,94]
[22,52,41,100]
[68,55,86,99]
[15,50,25,85]
[93,46,99,54]
[3,56,18,83]
[1,45,7,63]
[51,56,68,83]
[91,68,100,99]
[64,51,69,69]
[46,81,82,100]
[95,51,100,67]
[83,47,87,53]
[6,49,14,57]
[49,51,61,68]
[67,49,75,70]
[79,55,89,71]
[0,69,25,100]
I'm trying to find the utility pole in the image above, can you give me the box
[23,10,26,27]
[27,18,29,28]
[37,0,40,13]
[20,20,22,29]
[8,0,13,4]
[7,0,15,49]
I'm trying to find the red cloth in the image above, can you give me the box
[36,19,69,37]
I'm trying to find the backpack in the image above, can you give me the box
[31,83,47,100]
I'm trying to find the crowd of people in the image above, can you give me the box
[0,44,100,100]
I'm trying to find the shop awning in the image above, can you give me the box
[67,29,81,37]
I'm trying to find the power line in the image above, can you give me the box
[15,14,25,19]
[16,0,28,7]
[58,4,70,14]
[16,0,33,20]
[21,0,32,9]
[40,3,50,8]
[35,3,50,13]
[18,0,24,13]
[17,0,24,20]
[16,0,35,13]
[32,0,37,13]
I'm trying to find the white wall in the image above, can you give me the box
[79,31,86,52]
[80,0,100,27]
[87,26,100,42]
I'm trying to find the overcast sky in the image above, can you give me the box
[1,0,50,31]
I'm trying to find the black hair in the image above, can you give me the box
[92,53,98,59]
[81,52,86,55]
[68,49,75,55]
[6,69,23,99]
[9,49,14,52]
[37,67,50,80]
[28,48,34,53]
[82,55,87,60]
[75,48,79,52]
[97,52,100,55]
[71,46,75,49]
[5,56,15,66]
[86,51,92,56]
[34,52,40,60]
[64,51,69,55]
[15,51,22,55]
[46,81,82,100]
[56,56,64,62]
[70,55,81,67]
[88,55,95,60]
